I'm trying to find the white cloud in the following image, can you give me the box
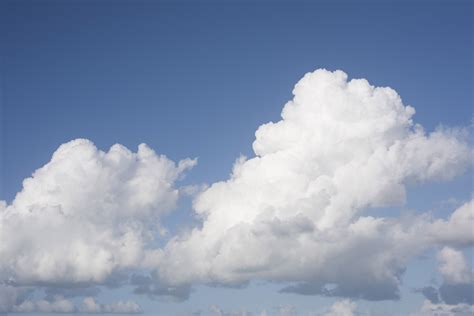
[275,305,297,316]
[209,305,251,316]
[324,300,357,316]
[0,139,195,285]
[437,247,473,285]
[156,69,472,300]
[411,300,474,316]
[12,297,76,313]
[430,201,474,247]
[80,297,142,314]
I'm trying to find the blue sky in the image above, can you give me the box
[0,1,472,315]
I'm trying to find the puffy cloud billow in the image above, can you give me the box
[0,139,196,285]
[323,300,357,316]
[156,69,472,300]
[0,69,472,310]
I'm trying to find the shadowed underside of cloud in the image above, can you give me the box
[0,69,472,310]
[418,247,474,309]
[279,278,402,301]
[131,273,192,302]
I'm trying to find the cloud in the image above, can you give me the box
[1,69,472,308]
[437,247,473,285]
[79,297,142,314]
[438,283,474,306]
[156,69,472,300]
[324,300,357,316]
[419,247,473,306]
[8,296,142,314]
[417,286,441,304]
[436,247,473,305]
[12,297,76,313]
[430,201,474,247]
[0,285,31,313]
[44,286,101,300]
[202,301,358,316]
[0,139,195,286]
[274,305,297,316]
[410,300,474,316]
[208,305,298,316]
[209,305,252,316]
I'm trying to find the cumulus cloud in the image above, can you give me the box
[156,69,472,300]
[0,139,195,286]
[418,247,473,306]
[274,305,297,316]
[79,297,142,314]
[12,297,76,313]
[410,300,474,316]
[324,300,357,316]
[437,247,473,285]
[8,296,142,314]
[209,305,252,316]
[202,301,357,316]
[430,201,474,247]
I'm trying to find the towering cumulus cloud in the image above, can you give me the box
[0,139,196,285]
[157,69,471,300]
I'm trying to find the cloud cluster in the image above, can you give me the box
[437,247,473,285]
[419,246,473,308]
[323,300,357,316]
[411,300,474,316]
[12,296,76,313]
[206,300,357,316]
[209,304,252,316]
[430,201,474,247]
[0,139,195,285]
[0,69,472,311]
[10,296,142,314]
[156,69,472,301]
[79,297,142,314]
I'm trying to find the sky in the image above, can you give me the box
[0,1,473,316]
